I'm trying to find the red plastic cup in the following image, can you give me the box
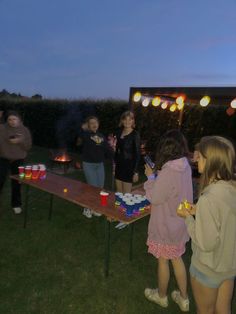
[32,165,39,180]
[25,166,32,179]
[100,191,109,206]
[18,166,25,178]
[39,164,46,179]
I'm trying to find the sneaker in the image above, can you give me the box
[144,288,168,308]
[82,208,92,218]
[115,222,128,230]
[13,207,22,214]
[92,210,102,217]
[171,290,189,312]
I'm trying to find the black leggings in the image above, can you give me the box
[0,158,24,207]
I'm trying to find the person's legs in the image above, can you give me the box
[144,257,169,308]
[123,181,132,193]
[171,257,188,299]
[215,279,234,314]
[82,162,97,186]
[0,158,9,193]
[82,162,97,218]
[158,257,170,297]
[115,179,123,193]
[91,163,104,217]
[10,160,23,208]
[0,158,10,211]
[95,162,105,188]
[190,275,218,314]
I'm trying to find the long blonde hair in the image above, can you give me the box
[198,136,236,193]
[119,110,135,128]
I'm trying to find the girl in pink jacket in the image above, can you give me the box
[144,129,193,312]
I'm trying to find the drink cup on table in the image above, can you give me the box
[126,200,135,216]
[124,193,132,198]
[133,198,142,214]
[39,164,46,179]
[100,191,109,206]
[32,165,39,180]
[115,192,123,206]
[25,166,32,179]
[18,166,25,178]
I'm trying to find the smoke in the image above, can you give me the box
[55,103,96,150]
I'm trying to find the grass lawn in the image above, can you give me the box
[0,146,235,314]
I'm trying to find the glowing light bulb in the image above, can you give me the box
[170,104,177,112]
[133,92,142,102]
[177,102,184,110]
[142,98,150,107]
[152,96,161,107]
[200,96,211,107]
[230,98,236,109]
[176,95,185,106]
[161,101,168,109]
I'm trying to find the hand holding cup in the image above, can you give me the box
[177,200,195,218]
[9,133,23,144]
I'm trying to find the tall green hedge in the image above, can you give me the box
[0,98,128,149]
[0,98,235,152]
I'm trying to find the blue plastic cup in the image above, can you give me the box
[125,200,135,216]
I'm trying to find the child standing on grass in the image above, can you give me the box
[77,116,113,218]
[0,111,32,214]
[144,129,193,312]
[179,136,236,314]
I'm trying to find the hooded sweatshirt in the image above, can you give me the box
[144,157,193,246]
[185,180,236,279]
[0,122,32,161]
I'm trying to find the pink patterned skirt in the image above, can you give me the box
[147,239,186,259]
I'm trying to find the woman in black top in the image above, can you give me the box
[115,111,140,193]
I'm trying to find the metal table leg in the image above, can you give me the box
[48,194,54,220]
[104,219,111,277]
[129,223,134,261]
[23,185,29,228]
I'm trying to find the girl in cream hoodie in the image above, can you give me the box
[181,136,236,314]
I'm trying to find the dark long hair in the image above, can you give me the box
[155,129,189,170]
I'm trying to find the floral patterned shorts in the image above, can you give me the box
[147,239,185,259]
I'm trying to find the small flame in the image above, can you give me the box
[54,153,71,162]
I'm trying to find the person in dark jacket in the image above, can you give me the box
[114,111,141,229]
[77,116,113,218]
[115,110,140,193]
[0,111,32,214]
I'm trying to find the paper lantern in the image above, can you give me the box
[142,98,150,107]
[133,92,142,102]
[152,96,161,107]
[200,96,211,107]
[230,98,236,109]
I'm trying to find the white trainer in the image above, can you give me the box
[144,288,168,308]
[13,207,22,214]
[171,290,189,312]
[92,210,102,217]
[82,208,92,218]
[115,222,128,229]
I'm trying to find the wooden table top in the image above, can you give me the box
[11,173,150,223]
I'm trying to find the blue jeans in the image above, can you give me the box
[82,162,105,188]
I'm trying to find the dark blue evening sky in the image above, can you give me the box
[0,0,236,99]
